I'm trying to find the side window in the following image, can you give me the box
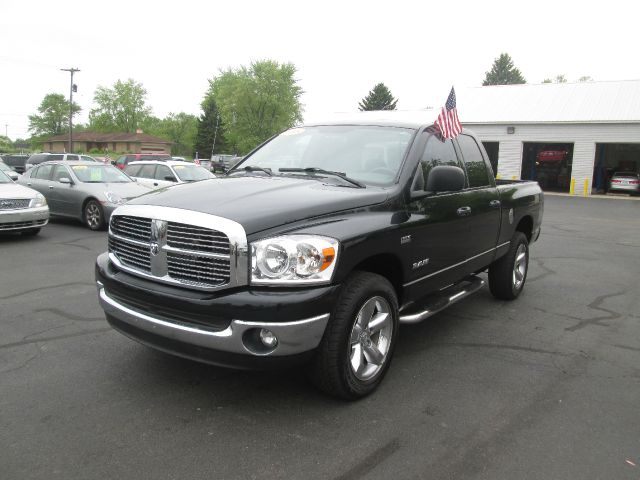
[116,156,126,166]
[155,165,175,181]
[458,135,491,188]
[67,154,79,161]
[138,164,156,178]
[125,165,141,177]
[52,165,70,182]
[419,135,461,186]
[35,164,54,180]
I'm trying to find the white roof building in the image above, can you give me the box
[458,80,640,195]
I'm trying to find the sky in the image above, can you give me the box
[1,0,638,140]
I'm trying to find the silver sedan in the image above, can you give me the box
[18,161,152,230]
[0,169,49,235]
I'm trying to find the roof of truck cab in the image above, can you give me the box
[303,110,440,129]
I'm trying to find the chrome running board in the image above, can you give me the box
[399,276,485,324]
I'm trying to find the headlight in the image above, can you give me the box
[29,193,47,208]
[105,191,126,205]
[251,235,339,285]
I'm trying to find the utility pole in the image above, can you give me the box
[60,68,80,153]
[211,113,220,159]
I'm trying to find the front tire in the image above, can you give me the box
[489,231,529,300]
[84,199,104,230]
[310,272,399,400]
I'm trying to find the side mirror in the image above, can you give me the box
[426,166,466,193]
[59,177,73,185]
[164,176,177,182]
[111,160,116,166]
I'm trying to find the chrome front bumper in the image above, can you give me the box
[98,284,330,357]
[0,206,49,230]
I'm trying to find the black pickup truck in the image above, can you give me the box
[95,112,543,399]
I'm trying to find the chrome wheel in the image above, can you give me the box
[512,243,527,290]
[85,202,102,230]
[348,296,393,381]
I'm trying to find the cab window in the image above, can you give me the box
[52,165,70,182]
[138,164,156,178]
[35,164,54,180]
[125,165,142,177]
[155,165,176,181]
[67,154,79,161]
[418,135,462,187]
[458,135,491,188]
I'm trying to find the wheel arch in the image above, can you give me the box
[350,253,404,304]
[515,215,533,242]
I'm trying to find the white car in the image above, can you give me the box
[124,160,215,190]
[0,168,49,236]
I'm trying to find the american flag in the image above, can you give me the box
[434,87,462,139]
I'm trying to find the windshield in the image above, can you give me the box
[173,164,212,182]
[71,164,132,183]
[0,169,11,183]
[0,163,14,172]
[235,125,415,186]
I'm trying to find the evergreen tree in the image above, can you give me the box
[194,94,228,158]
[358,83,398,111]
[483,53,526,86]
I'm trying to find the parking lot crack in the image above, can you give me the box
[565,291,625,332]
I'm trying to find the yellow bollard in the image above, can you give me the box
[570,178,575,195]
[496,173,502,180]
[511,176,517,180]
[583,179,589,197]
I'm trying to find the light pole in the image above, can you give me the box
[61,68,80,153]
[211,113,220,159]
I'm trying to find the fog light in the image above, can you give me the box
[259,329,278,348]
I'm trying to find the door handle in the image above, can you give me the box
[153,182,158,186]
[457,206,472,217]
[49,185,54,189]
[489,199,501,208]
[27,182,32,186]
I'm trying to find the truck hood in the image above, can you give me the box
[128,176,389,234]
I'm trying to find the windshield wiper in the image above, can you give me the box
[228,165,272,176]
[279,167,365,188]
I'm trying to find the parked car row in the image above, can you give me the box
[0,158,218,235]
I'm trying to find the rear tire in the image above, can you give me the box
[310,271,399,400]
[489,232,529,300]
[84,199,104,230]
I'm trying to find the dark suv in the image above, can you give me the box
[114,154,172,170]
[0,154,30,174]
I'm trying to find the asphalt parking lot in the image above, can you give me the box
[1,196,639,480]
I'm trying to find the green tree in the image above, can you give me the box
[483,53,526,86]
[194,95,228,158]
[89,79,151,133]
[209,60,303,154]
[579,76,593,82]
[358,83,398,111]
[160,112,198,156]
[0,135,12,151]
[28,93,81,136]
[542,75,568,84]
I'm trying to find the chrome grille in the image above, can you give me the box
[108,213,233,290]
[110,215,152,242]
[167,252,230,286]
[0,199,30,210]
[108,236,151,272]
[167,222,230,255]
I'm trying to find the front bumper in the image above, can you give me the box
[0,206,49,231]
[96,253,338,369]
